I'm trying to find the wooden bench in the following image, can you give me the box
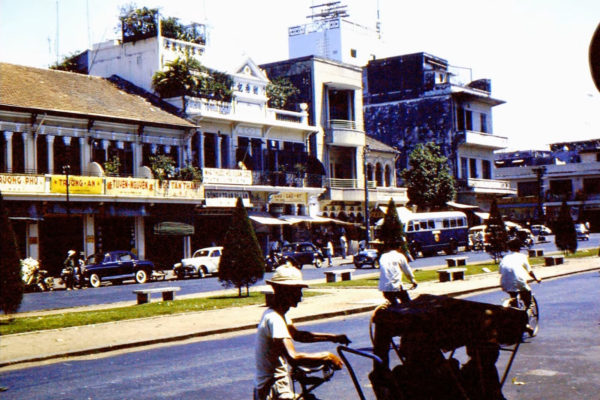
[132,286,181,305]
[528,249,544,257]
[445,256,468,267]
[436,267,467,282]
[544,255,564,266]
[324,269,354,283]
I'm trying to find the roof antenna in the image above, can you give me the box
[56,0,59,64]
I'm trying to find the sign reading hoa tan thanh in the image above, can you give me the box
[270,192,307,204]
[106,177,156,197]
[203,168,252,185]
[156,180,204,199]
[50,175,103,194]
[0,174,45,193]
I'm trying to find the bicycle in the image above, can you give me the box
[291,363,335,400]
[502,291,539,337]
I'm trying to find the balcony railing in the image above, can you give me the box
[328,119,361,130]
[458,178,515,193]
[326,178,376,189]
[250,171,323,188]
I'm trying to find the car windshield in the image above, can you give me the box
[193,250,210,257]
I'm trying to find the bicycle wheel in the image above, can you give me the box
[527,296,539,337]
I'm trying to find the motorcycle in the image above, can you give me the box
[21,258,53,292]
[265,252,282,272]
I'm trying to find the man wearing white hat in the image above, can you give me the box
[254,260,350,400]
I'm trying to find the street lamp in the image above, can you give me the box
[363,145,371,244]
[63,164,71,216]
[532,166,546,223]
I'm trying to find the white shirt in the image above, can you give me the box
[499,251,533,292]
[255,308,292,390]
[378,250,415,292]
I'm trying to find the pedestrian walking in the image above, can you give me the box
[326,240,334,266]
[340,235,347,259]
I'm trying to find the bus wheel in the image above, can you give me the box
[409,243,421,259]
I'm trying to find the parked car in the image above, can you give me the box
[530,224,552,236]
[173,246,223,279]
[353,248,379,269]
[280,242,324,269]
[82,251,156,288]
[575,223,590,241]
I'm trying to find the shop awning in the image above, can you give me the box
[447,201,479,210]
[153,222,195,236]
[280,215,356,225]
[248,213,291,225]
[474,212,490,221]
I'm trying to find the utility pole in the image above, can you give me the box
[532,166,546,223]
[363,145,371,243]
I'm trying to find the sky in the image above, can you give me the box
[1,0,600,151]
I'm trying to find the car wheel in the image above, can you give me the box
[135,269,149,284]
[313,258,323,268]
[176,270,185,280]
[354,263,362,269]
[197,267,206,279]
[89,273,101,288]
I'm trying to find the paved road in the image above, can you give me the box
[2,271,598,399]
[16,234,598,313]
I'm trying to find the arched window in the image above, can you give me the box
[385,164,392,187]
[375,163,383,187]
[367,163,374,182]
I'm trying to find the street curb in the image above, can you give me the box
[2,264,599,368]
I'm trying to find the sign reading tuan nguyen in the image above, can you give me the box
[0,174,45,193]
[50,175,103,194]
[106,177,156,197]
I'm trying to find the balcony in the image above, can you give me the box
[324,178,408,203]
[458,178,516,195]
[325,119,366,147]
[459,130,508,150]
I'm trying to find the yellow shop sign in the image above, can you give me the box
[50,175,103,195]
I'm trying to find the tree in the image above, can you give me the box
[49,51,85,73]
[266,77,300,109]
[0,192,24,314]
[218,197,265,296]
[152,56,203,110]
[486,199,508,263]
[554,200,577,254]
[378,198,409,255]
[401,142,456,211]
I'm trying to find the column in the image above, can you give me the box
[83,215,96,257]
[27,222,40,260]
[3,131,13,172]
[132,140,142,177]
[183,236,191,259]
[23,132,35,172]
[223,135,230,168]
[134,216,146,259]
[79,137,88,175]
[177,143,184,167]
[197,132,205,168]
[215,134,222,168]
[46,135,55,173]
[102,139,110,162]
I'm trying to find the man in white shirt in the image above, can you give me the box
[378,241,418,305]
[499,238,541,310]
[254,260,350,400]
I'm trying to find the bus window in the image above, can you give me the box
[407,221,414,232]
[420,221,428,230]
[428,220,435,229]
[450,219,457,227]
[443,219,450,228]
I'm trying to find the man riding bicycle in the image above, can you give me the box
[498,238,541,331]
[254,259,350,400]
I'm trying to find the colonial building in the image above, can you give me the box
[494,139,600,231]
[363,52,516,210]
[0,62,198,272]
[261,56,407,224]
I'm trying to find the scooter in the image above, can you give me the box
[21,258,53,292]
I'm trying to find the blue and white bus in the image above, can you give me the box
[401,211,469,257]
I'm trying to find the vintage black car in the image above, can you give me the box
[82,251,156,288]
[280,242,324,269]
[353,248,380,269]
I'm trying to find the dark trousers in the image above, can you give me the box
[509,289,532,309]
[383,289,411,305]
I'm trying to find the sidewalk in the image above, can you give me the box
[1,256,599,369]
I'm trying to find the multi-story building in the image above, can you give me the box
[261,55,407,224]
[0,62,198,272]
[287,1,383,68]
[363,52,516,210]
[494,139,600,230]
